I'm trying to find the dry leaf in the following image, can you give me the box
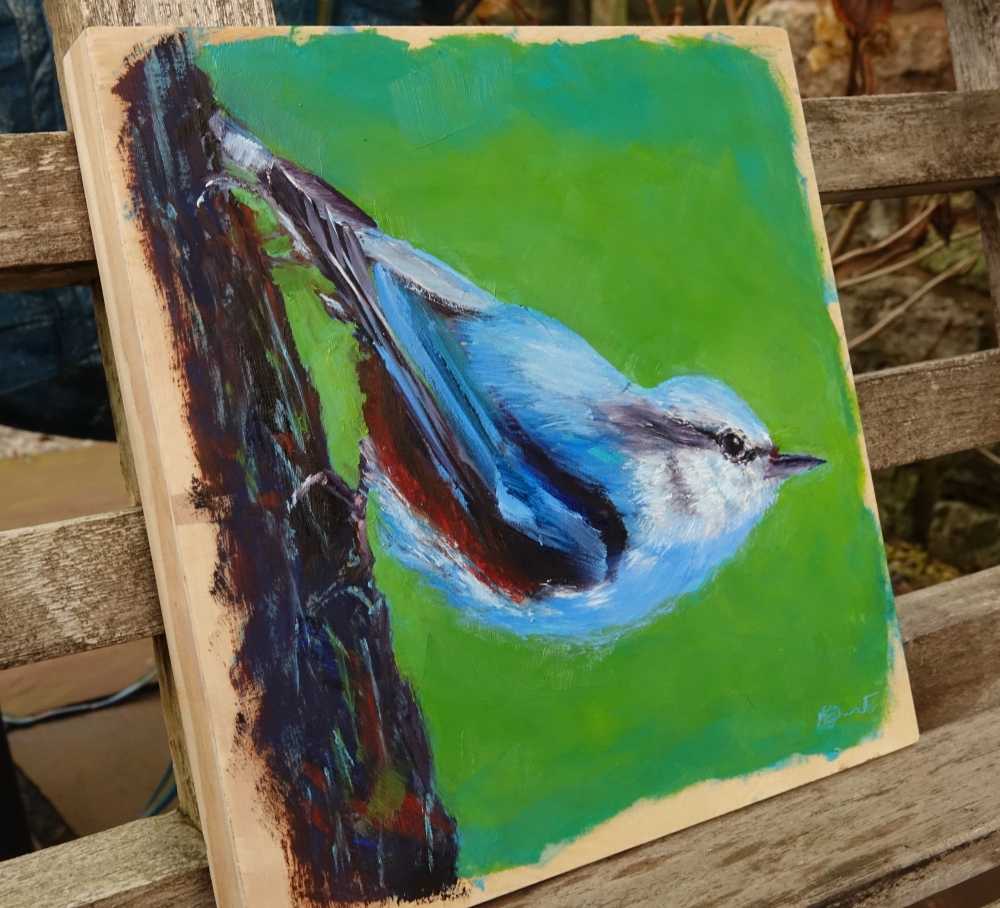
[808,2,851,73]
[471,0,508,17]
[930,196,957,246]
[859,20,896,58]
[831,0,892,38]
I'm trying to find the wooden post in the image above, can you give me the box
[567,0,589,25]
[940,0,1000,315]
[43,0,276,827]
[47,0,276,129]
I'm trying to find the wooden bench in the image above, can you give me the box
[2,1,1000,905]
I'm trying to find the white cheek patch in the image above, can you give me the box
[630,448,776,546]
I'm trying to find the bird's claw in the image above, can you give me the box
[291,470,366,522]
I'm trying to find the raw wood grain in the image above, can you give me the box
[45,0,276,125]
[92,281,143,505]
[942,0,1000,93]
[0,132,96,292]
[808,89,1000,203]
[92,283,200,823]
[153,636,202,828]
[853,349,1000,472]
[0,811,213,908]
[0,508,161,671]
[5,89,1000,290]
[64,21,269,908]
[1,700,998,908]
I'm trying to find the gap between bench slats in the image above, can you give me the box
[3,89,1000,291]
[0,575,997,908]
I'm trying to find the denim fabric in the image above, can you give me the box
[0,0,114,437]
[0,0,456,438]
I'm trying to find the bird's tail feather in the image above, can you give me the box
[208,112,620,595]
[209,113,377,233]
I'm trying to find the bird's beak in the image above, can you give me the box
[764,450,826,480]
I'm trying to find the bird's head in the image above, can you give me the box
[604,376,825,544]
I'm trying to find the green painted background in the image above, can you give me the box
[199,30,898,878]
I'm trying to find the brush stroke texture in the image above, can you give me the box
[112,35,459,905]
[210,113,823,638]
[193,30,898,879]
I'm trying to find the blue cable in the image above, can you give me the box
[140,761,177,817]
[2,668,159,730]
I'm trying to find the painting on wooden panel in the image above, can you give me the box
[66,25,919,908]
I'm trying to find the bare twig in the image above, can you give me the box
[978,447,1000,469]
[917,318,954,362]
[672,1,683,23]
[833,201,938,268]
[724,0,737,23]
[644,0,663,24]
[507,0,538,22]
[696,0,707,23]
[837,226,981,290]
[829,200,868,259]
[734,0,753,22]
[847,253,981,351]
[845,34,861,96]
[452,0,480,21]
[706,0,720,22]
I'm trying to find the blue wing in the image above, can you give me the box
[359,230,638,489]
[211,115,627,593]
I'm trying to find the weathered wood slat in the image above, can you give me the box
[492,702,1000,908]
[0,132,97,292]
[854,348,1000,472]
[901,563,1000,733]
[3,89,1000,291]
[0,507,161,671]
[809,89,1000,203]
[0,811,213,908]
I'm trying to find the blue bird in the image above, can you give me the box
[210,114,825,639]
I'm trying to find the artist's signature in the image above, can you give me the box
[817,693,879,730]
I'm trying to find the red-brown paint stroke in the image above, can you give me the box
[111,33,460,905]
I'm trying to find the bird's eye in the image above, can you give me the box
[718,430,746,460]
